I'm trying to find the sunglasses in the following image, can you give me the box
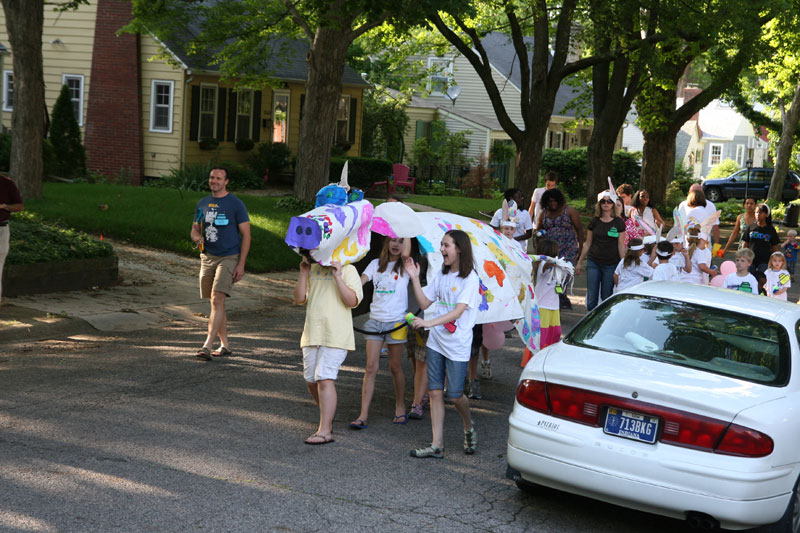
[599,199,614,204]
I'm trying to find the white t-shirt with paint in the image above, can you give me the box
[362,259,409,321]
[422,269,481,362]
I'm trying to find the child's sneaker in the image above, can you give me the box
[464,426,477,455]
[480,360,492,380]
[410,444,444,459]
[468,379,481,400]
[408,404,423,419]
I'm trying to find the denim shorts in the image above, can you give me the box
[426,347,468,399]
[362,318,407,344]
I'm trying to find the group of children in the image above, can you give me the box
[611,227,794,299]
[294,230,480,459]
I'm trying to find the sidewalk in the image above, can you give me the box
[1,239,299,342]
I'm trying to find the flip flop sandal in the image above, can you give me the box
[212,347,232,357]
[304,434,335,445]
[195,347,212,361]
[393,414,409,425]
[348,419,368,430]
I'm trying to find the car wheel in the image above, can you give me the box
[705,187,722,203]
[762,475,800,532]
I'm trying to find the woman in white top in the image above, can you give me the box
[350,237,411,429]
[630,190,664,239]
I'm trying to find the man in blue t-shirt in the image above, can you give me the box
[190,167,251,360]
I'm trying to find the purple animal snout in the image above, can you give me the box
[285,217,322,250]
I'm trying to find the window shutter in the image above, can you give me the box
[300,94,305,122]
[189,85,200,141]
[415,120,426,140]
[216,88,227,142]
[348,97,357,142]
[227,91,237,142]
[252,90,262,142]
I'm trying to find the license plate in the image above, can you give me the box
[603,408,659,444]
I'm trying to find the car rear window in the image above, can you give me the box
[565,295,790,386]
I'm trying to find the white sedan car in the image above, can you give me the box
[507,281,800,531]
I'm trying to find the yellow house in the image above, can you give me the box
[0,0,367,184]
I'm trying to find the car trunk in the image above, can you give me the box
[541,345,785,422]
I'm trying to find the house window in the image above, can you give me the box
[709,143,723,167]
[335,95,350,143]
[62,74,84,126]
[149,80,173,133]
[428,57,453,95]
[549,130,563,150]
[236,90,253,141]
[2,70,12,111]
[735,144,745,167]
[272,91,289,144]
[199,84,218,139]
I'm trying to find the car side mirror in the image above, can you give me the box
[729,178,736,182]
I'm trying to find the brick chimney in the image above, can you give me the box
[682,86,702,122]
[84,0,142,184]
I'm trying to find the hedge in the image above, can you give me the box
[330,156,393,190]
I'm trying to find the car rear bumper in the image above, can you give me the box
[507,407,794,530]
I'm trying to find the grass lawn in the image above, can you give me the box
[25,183,299,272]
[26,183,588,272]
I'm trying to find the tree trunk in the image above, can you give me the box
[586,129,616,207]
[293,28,349,202]
[640,129,677,206]
[768,84,800,203]
[2,0,45,199]
[514,126,547,201]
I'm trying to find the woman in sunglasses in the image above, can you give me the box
[575,191,627,311]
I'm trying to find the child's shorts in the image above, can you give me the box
[406,329,427,362]
[362,318,408,344]
[426,347,468,399]
[302,345,347,382]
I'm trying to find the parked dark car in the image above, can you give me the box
[702,168,800,203]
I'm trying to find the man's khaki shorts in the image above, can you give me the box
[199,253,239,298]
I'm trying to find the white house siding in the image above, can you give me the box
[440,111,489,164]
[450,55,523,129]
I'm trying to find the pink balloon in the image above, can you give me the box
[720,261,736,277]
[710,274,725,287]
[482,322,506,351]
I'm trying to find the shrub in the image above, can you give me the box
[707,158,740,180]
[248,142,291,177]
[672,161,697,195]
[540,148,588,198]
[461,155,497,198]
[150,161,212,195]
[330,156,393,190]
[665,180,685,211]
[611,151,642,189]
[49,84,87,179]
[8,212,113,265]
[0,134,57,177]
[221,160,261,190]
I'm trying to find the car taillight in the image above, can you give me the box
[516,380,773,457]
[717,424,774,457]
[793,182,799,190]
[516,379,548,412]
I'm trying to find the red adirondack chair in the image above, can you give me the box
[392,163,416,194]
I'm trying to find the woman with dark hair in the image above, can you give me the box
[743,203,780,276]
[575,191,627,311]
[536,188,583,308]
[721,197,757,256]
[535,188,584,265]
[630,189,664,238]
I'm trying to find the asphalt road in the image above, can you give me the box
[0,294,697,533]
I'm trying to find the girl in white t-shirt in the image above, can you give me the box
[406,230,480,459]
[350,237,411,430]
[652,241,683,281]
[766,251,791,300]
[613,238,655,292]
[680,228,717,285]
